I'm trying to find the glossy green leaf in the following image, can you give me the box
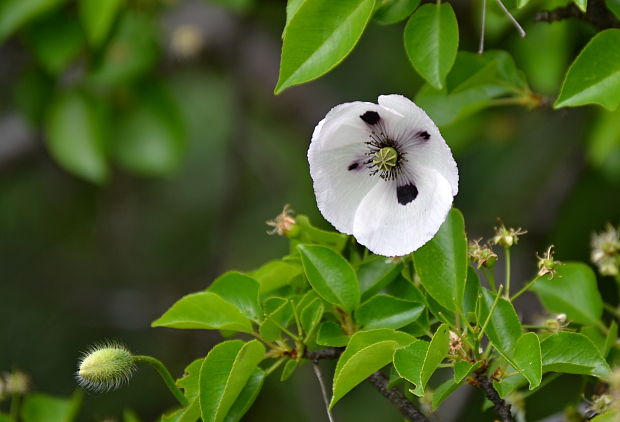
[223,368,265,422]
[152,292,253,333]
[431,378,460,410]
[280,359,298,382]
[251,260,302,295]
[330,329,415,408]
[358,256,402,300]
[275,0,375,94]
[373,0,420,25]
[208,272,261,322]
[416,50,529,126]
[478,288,522,354]
[199,340,265,422]
[45,90,108,184]
[532,262,603,326]
[606,0,620,20]
[413,208,467,311]
[0,0,67,42]
[24,12,84,75]
[453,360,482,383]
[541,332,611,378]
[463,266,480,322]
[404,3,459,89]
[298,244,360,312]
[300,298,324,339]
[162,359,202,422]
[493,374,527,398]
[355,294,424,330]
[79,0,123,47]
[555,29,620,110]
[510,332,542,389]
[316,321,349,347]
[284,0,304,30]
[113,84,185,177]
[21,392,81,422]
[588,107,620,181]
[393,324,450,396]
[259,297,294,341]
[573,0,587,12]
[591,410,620,422]
[604,321,618,357]
[383,275,426,303]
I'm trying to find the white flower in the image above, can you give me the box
[308,94,458,256]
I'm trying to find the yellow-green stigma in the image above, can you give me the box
[373,147,398,172]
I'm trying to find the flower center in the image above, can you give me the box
[373,147,398,172]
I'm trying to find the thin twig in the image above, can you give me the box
[535,0,620,30]
[472,372,515,422]
[367,371,429,422]
[479,0,487,53]
[495,0,526,37]
[305,347,344,361]
[312,361,335,422]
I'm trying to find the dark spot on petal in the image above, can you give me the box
[417,131,430,140]
[348,162,359,171]
[397,183,418,205]
[360,111,380,125]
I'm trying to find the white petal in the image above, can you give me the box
[309,141,380,235]
[311,101,403,152]
[352,168,454,256]
[378,94,459,195]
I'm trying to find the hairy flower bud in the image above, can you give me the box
[77,343,135,392]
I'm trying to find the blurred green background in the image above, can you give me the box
[1,0,620,420]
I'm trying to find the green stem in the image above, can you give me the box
[10,393,20,422]
[265,357,287,377]
[269,317,302,342]
[482,267,496,293]
[290,300,303,338]
[510,276,539,301]
[504,248,511,299]
[478,285,504,342]
[133,355,188,407]
[604,302,620,319]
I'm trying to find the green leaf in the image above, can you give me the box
[493,374,527,398]
[0,0,67,42]
[152,291,253,333]
[21,392,82,422]
[199,340,265,422]
[123,409,140,422]
[208,272,261,322]
[541,332,611,378]
[431,378,460,410]
[413,208,467,311]
[606,0,620,20]
[0,415,11,422]
[251,260,302,295]
[573,0,587,12]
[355,294,424,330]
[45,90,108,183]
[358,256,402,300]
[478,288,522,354]
[510,332,542,389]
[79,0,124,47]
[330,328,416,408]
[555,29,620,110]
[373,0,420,25]
[284,0,305,30]
[532,262,603,326]
[12,66,53,125]
[275,0,375,94]
[416,50,529,126]
[393,324,450,396]
[298,244,360,312]
[453,360,482,383]
[463,266,480,322]
[591,410,620,422]
[604,321,618,358]
[404,3,459,89]
[223,368,265,422]
[300,298,324,339]
[90,12,158,86]
[113,84,186,177]
[292,215,349,252]
[588,107,620,181]
[280,359,298,382]
[259,297,294,341]
[162,359,203,422]
[24,12,84,75]
[316,321,349,347]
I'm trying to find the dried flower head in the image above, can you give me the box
[537,245,561,278]
[492,222,527,248]
[3,370,29,395]
[76,343,135,393]
[468,238,498,268]
[545,313,569,333]
[266,204,298,237]
[591,224,620,276]
[449,330,464,355]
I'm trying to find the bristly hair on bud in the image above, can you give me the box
[76,342,135,393]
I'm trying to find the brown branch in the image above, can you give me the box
[304,347,344,361]
[367,371,429,422]
[472,372,515,422]
[535,0,620,30]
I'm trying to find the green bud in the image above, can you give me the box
[77,343,135,392]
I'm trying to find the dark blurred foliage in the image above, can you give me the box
[0,0,619,421]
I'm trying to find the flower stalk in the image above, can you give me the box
[132,355,187,407]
